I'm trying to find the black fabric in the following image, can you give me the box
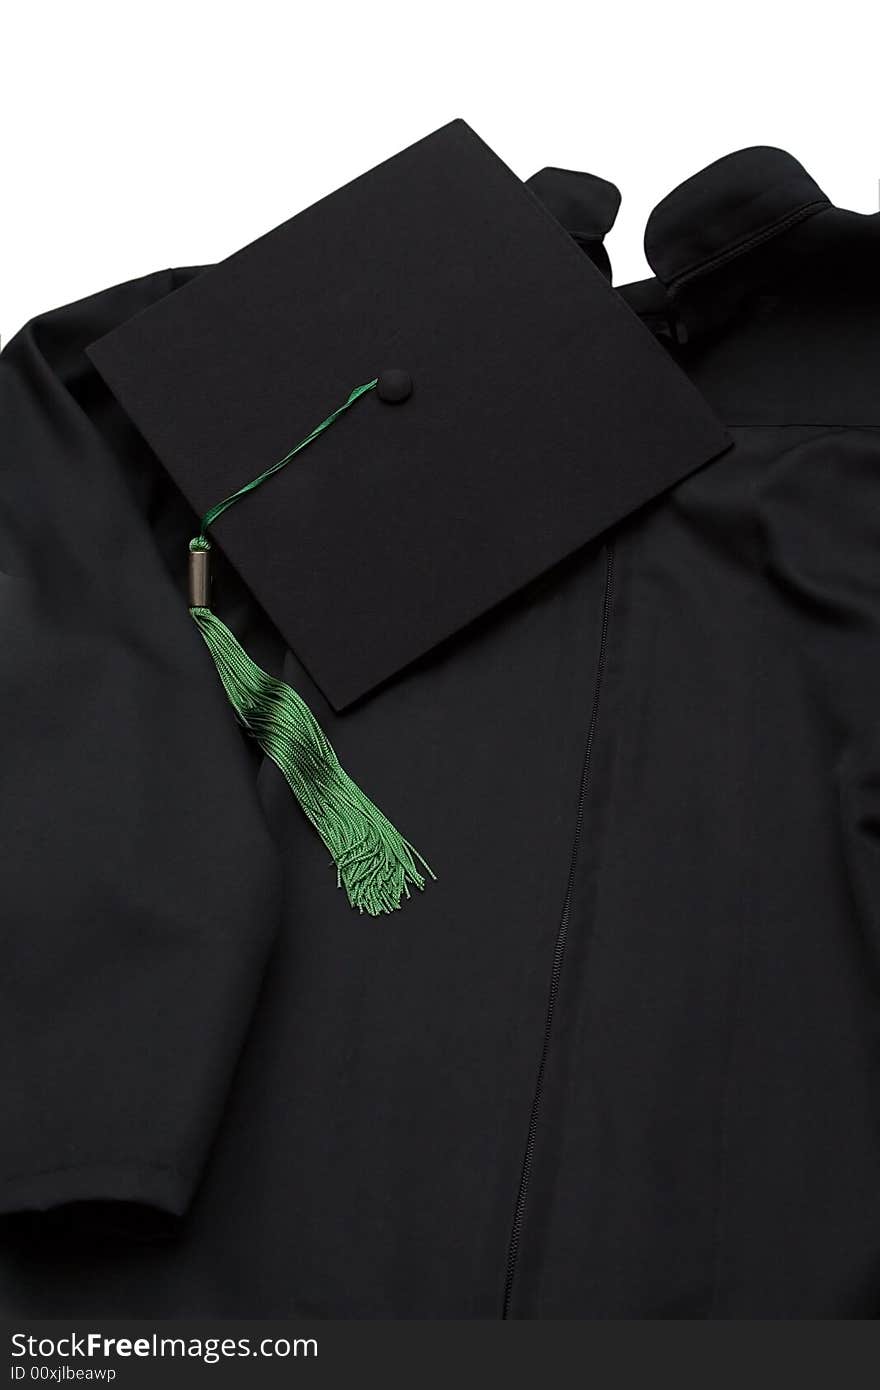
[0,272,279,1235]
[3,138,880,1319]
[525,166,620,278]
[87,120,726,710]
[644,146,830,290]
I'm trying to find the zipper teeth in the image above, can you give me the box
[502,543,615,1319]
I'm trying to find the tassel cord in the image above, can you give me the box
[197,379,378,538]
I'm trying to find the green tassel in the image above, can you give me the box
[185,379,434,914]
[189,546,432,915]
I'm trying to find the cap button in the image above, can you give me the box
[376,369,413,404]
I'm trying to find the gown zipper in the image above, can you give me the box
[502,542,615,1318]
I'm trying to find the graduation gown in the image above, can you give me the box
[3,127,880,1319]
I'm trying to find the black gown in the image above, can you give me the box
[3,126,880,1318]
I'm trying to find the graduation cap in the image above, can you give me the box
[87,119,728,916]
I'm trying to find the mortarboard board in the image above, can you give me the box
[87,118,729,914]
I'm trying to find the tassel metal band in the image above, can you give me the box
[187,380,433,916]
[188,543,211,608]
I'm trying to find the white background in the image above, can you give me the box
[2,1,878,345]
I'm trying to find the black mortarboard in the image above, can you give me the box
[87,118,729,913]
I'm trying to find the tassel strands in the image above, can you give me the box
[190,543,432,914]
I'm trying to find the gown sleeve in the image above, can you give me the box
[0,279,281,1222]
